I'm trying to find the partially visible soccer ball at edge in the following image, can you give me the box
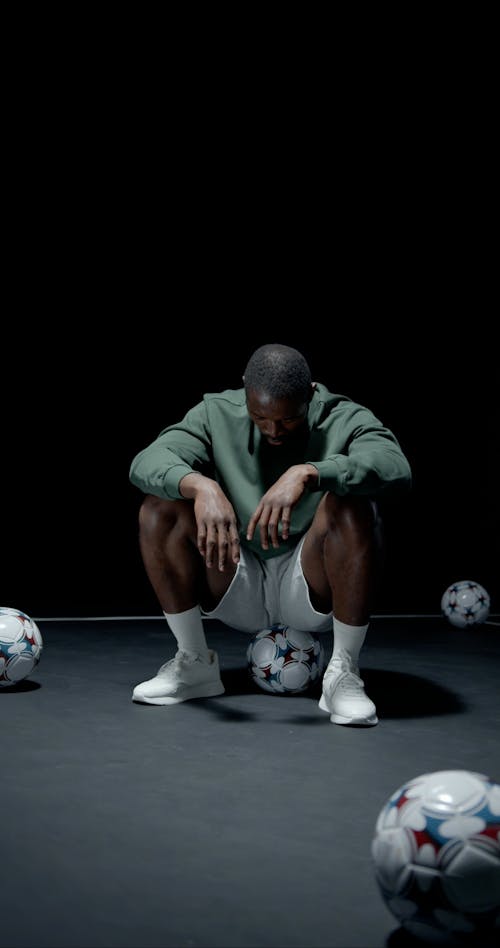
[0,606,43,687]
[441,580,490,628]
[371,769,500,942]
[247,624,325,695]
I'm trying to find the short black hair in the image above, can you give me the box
[243,344,312,401]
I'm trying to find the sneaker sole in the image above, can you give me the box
[318,693,378,726]
[329,711,378,726]
[132,681,225,705]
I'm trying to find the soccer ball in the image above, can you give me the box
[0,606,43,687]
[441,580,490,628]
[371,769,500,942]
[246,624,325,695]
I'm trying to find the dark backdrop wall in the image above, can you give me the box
[3,317,498,620]
[3,30,498,620]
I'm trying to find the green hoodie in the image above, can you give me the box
[129,383,412,560]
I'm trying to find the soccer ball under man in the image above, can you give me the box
[371,769,500,942]
[441,580,490,628]
[247,624,325,694]
[0,606,43,687]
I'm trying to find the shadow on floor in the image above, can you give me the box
[362,668,466,718]
[0,679,41,694]
[386,922,500,947]
[221,665,466,719]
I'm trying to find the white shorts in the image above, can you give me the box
[201,537,332,634]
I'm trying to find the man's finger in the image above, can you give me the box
[281,507,291,541]
[246,503,263,541]
[205,528,217,568]
[268,513,280,548]
[218,535,229,572]
[197,523,207,557]
[229,526,241,564]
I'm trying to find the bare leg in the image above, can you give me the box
[301,492,383,726]
[132,495,233,704]
[138,494,237,614]
[300,492,384,623]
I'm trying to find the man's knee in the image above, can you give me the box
[138,494,193,539]
[321,492,379,539]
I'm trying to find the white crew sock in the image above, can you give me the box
[163,606,211,660]
[331,617,369,665]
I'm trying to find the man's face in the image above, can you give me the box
[246,388,311,447]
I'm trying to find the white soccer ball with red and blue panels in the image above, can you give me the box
[441,580,490,628]
[247,624,325,694]
[371,769,500,942]
[0,606,43,687]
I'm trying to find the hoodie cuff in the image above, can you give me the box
[163,464,196,499]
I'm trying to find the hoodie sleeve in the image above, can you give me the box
[307,405,412,496]
[129,400,213,500]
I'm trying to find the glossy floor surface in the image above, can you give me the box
[1,616,499,948]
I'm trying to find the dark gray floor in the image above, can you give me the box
[1,617,499,948]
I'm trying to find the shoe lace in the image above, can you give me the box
[325,649,364,695]
[336,671,365,696]
[157,650,196,675]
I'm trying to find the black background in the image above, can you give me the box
[3,20,498,620]
[3,318,497,619]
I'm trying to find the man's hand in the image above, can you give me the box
[180,473,240,571]
[246,464,318,550]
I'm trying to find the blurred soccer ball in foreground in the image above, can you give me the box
[0,606,43,687]
[247,625,325,694]
[371,769,500,943]
[441,580,490,628]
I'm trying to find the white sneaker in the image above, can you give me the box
[132,650,225,705]
[319,648,378,726]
